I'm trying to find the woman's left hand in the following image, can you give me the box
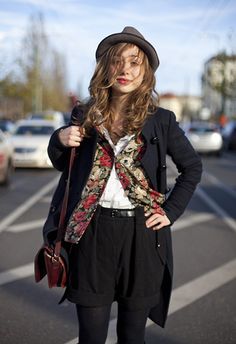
[145,213,171,230]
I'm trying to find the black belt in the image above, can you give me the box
[100,207,135,217]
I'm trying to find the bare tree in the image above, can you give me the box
[18,13,68,113]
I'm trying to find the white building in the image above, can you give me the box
[202,53,236,119]
[159,93,202,121]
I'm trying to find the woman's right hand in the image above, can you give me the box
[58,125,85,147]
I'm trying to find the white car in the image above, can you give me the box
[184,121,223,156]
[27,110,65,128]
[11,119,58,168]
[0,129,14,185]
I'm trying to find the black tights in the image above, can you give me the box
[76,304,149,344]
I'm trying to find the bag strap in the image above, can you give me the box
[54,147,76,257]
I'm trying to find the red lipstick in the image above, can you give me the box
[117,78,129,85]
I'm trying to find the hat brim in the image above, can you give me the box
[95,32,159,71]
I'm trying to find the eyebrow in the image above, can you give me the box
[113,54,142,60]
[128,55,143,62]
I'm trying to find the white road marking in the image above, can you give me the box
[172,212,215,231]
[0,263,33,286]
[0,160,235,343]
[203,171,236,199]
[168,258,236,315]
[0,176,59,233]
[196,187,236,232]
[63,259,236,344]
[7,219,45,232]
[4,212,214,234]
[168,163,236,232]
[40,196,52,203]
[0,260,235,342]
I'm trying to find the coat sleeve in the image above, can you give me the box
[47,105,84,171]
[47,128,71,171]
[162,112,202,224]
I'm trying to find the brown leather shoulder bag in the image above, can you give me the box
[34,147,75,288]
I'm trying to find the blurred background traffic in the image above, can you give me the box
[0,1,236,187]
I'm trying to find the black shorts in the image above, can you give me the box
[65,205,165,311]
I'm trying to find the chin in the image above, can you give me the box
[112,86,135,96]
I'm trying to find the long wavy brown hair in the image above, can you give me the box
[80,42,159,135]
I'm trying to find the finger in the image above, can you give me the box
[152,216,170,230]
[67,139,82,147]
[145,214,162,227]
[69,134,83,142]
[152,223,164,231]
[71,126,84,136]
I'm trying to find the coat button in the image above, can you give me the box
[157,243,161,248]
[151,136,159,144]
[50,205,56,213]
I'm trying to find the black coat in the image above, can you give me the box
[44,106,202,327]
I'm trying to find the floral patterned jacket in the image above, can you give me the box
[65,131,166,244]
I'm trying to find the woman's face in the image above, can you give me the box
[108,45,145,96]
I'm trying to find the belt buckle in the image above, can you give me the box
[111,209,119,217]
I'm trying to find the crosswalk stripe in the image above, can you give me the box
[172,212,215,231]
[196,187,236,232]
[203,170,236,200]
[0,176,59,233]
[1,259,235,344]
[168,258,236,315]
[7,219,45,232]
[0,263,33,286]
[63,258,236,343]
[4,211,215,234]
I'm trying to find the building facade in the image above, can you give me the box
[202,53,236,119]
[159,93,202,122]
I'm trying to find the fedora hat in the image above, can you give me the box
[95,26,160,71]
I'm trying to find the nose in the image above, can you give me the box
[120,61,130,74]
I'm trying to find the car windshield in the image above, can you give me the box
[189,127,217,133]
[15,125,54,135]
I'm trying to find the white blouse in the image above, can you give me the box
[98,128,135,209]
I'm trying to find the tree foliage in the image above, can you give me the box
[0,13,69,118]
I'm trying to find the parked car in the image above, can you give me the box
[221,120,236,150]
[184,121,223,156]
[27,110,65,128]
[11,119,57,168]
[0,119,15,136]
[0,129,14,185]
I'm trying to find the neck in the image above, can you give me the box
[110,94,128,119]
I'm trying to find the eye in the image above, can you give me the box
[131,58,142,66]
[112,57,121,65]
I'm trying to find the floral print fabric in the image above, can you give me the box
[64,133,165,244]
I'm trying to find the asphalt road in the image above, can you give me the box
[0,151,236,344]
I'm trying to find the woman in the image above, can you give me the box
[45,27,202,344]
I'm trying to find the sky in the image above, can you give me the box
[0,0,236,99]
